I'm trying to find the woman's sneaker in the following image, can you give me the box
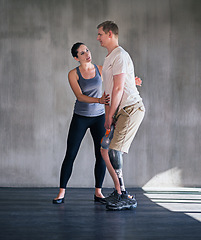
[106,192,137,211]
[94,195,107,204]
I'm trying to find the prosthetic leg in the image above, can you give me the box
[108,149,125,192]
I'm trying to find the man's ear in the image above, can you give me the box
[108,30,113,38]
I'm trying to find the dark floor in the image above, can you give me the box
[0,188,201,240]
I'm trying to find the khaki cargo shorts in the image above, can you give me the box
[109,100,145,153]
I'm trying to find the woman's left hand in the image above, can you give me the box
[135,76,142,86]
[100,92,110,104]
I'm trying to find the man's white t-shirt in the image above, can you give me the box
[102,46,142,110]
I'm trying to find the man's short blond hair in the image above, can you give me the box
[97,21,119,36]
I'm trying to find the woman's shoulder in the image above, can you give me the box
[68,67,77,74]
[96,65,102,75]
[68,67,79,80]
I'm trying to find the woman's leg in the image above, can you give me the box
[90,114,106,198]
[54,114,88,200]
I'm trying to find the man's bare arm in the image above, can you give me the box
[105,73,125,129]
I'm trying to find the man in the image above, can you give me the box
[97,21,145,210]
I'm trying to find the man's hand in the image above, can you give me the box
[104,115,113,130]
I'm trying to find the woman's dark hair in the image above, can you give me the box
[71,42,84,58]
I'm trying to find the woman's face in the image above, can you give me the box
[76,45,92,63]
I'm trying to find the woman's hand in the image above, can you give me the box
[99,92,110,105]
[135,76,142,86]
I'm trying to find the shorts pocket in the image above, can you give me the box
[122,106,133,116]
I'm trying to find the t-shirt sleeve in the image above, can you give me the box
[112,52,127,75]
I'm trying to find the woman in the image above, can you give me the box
[53,42,109,204]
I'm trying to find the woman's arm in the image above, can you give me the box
[68,69,109,104]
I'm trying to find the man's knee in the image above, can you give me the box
[100,146,108,156]
[108,149,123,170]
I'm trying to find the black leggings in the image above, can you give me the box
[60,113,106,189]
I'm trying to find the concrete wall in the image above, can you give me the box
[0,0,200,188]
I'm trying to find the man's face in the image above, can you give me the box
[97,27,109,48]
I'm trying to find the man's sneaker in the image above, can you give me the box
[106,192,137,211]
[104,190,121,204]
[121,190,135,200]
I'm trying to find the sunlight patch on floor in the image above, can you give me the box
[143,187,201,222]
